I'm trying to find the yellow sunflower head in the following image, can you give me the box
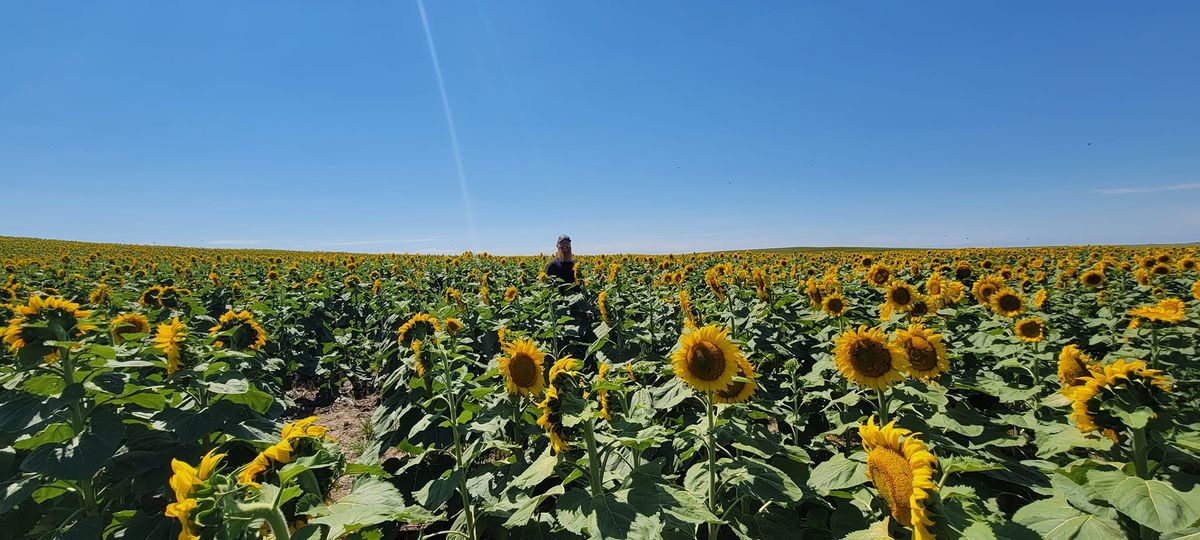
[1129,298,1187,325]
[111,313,151,345]
[497,338,546,397]
[989,288,1025,318]
[504,286,518,303]
[822,293,848,317]
[866,263,892,287]
[154,317,188,375]
[208,310,267,351]
[1057,344,1096,389]
[397,313,440,347]
[893,324,948,381]
[1193,279,1200,302]
[833,325,908,390]
[670,324,745,394]
[858,417,938,538]
[885,281,916,312]
[712,356,757,405]
[2,295,96,359]
[1067,359,1172,441]
[445,318,464,336]
[536,385,571,454]
[1014,317,1045,343]
[1080,270,1105,289]
[971,276,1004,305]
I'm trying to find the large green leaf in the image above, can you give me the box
[808,452,867,495]
[1087,470,1199,534]
[309,479,438,538]
[1013,497,1124,539]
[21,407,123,482]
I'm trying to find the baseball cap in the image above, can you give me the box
[557,235,571,243]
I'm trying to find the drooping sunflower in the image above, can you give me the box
[988,288,1025,318]
[88,283,112,305]
[497,338,546,397]
[536,385,570,454]
[139,285,165,307]
[1032,289,1047,310]
[1193,279,1200,302]
[892,324,948,381]
[445,318,463,336]
[111,312,151,345]
[597,290,609,324]
[679,289,698,327]
[208,310,267,351]
[397,313,440,348]
[238,416,332,488]
[885,281,917,312]
[1057,344,1096,389]
[597,363,613,421]
[1066,359,1172,442]
[504,286,518,303]
[833,325,908,390]
[154,317,189,375]
[1014,317,1045,343]
[548,355,581,386]
[411,339,426,378]
[821,293,848,317]
[670,324,745,394]
[1129,298,1187,325]
[2,295,96,357]
[165,448,226,540]
[859,417,938,540]
[712,356,757,404]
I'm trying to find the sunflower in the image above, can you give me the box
[670,324,745,394]
[907,294,932,318]
[1032,289,1047,310]
[1066,359,1171,441]
[892,324,948,381]
[597,363,613,420]
[548,355,581,386]
[397,313,440,347]
[1080,270,1105,289]
[1129,298,1187,325]
[154,317,188,375]
[989,288,1025,318]
[971,276,1005,305]
[1014,317,1045,343]
[111,313,150,345]
[411,339,426,378]
[821,293,848,317]
[208,310,267,351]
[712,356,757,404]
[2,295,96,356]
[239,416,331,488]
[139,285,164,307]
[597,290,609,324]
[88,283,112,305]
[497,338,546,396]
[504,286,518,303]
[885,281,917,312]
[445,318,463,336]
[536,385,570,454]
[165,448,225,540]
[1057,344,1096,389]
[833,325,908,390]
[866,263,892,287]
[805,277,825,307]
[1193,279,1200,302]
[679,289,698,327]
[859,417,938,540]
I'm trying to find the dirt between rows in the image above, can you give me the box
[284,385,380,500]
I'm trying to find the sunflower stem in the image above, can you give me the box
[706,391,719,540]
[1132,426,1153,540]
[583,417,603,496]
[439,345,477,540]
[875,388,889,424]
[1149,326,1159,369]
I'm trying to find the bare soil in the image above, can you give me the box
[284,384,380,500]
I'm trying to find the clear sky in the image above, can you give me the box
[2,2,1198,254]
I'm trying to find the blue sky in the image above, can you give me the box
[1,2,1198,254]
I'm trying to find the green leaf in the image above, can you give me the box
[511,448,557,489]
[309,479,437,538]
[0,475,39,513]
[22,407,123,481]
[808,452,867,496]
[416,469,463,510]
[843,519,893,540]
[503,484,564,528]
[1013,497,1124,540]
[1088,470,1199,534]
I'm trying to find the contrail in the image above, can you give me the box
[417,0,478,250]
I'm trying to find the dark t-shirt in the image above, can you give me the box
[546,259,577,294]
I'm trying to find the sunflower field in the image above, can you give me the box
[2,235,1200,540]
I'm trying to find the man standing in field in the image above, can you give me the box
[545,235,597,369]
